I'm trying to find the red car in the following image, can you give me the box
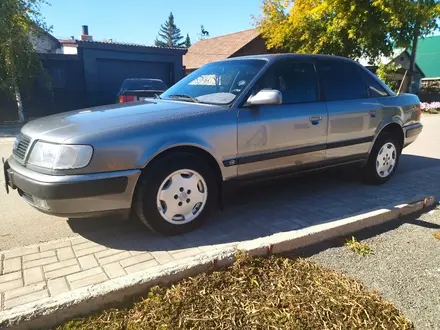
[117,78,168,103]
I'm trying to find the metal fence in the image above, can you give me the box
[0,54,87,123]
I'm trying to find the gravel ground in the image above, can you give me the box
[309,205,440,330]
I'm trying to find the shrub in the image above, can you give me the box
[421,102,440,114]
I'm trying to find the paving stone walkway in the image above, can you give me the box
[1,162,440,313]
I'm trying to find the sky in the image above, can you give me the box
[41,0,263,45]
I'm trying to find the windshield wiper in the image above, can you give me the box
[167,94,199,103]
[154,94,162,99]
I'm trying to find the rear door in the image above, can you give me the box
[316,59,383,161]
[237,59,328,176]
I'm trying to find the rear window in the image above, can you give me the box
[358,69,389,97]
[121,79,167,92]
[317,60,368,101]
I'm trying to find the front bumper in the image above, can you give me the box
[4,157,141,218]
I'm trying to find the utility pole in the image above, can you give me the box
[405,23,420,93]
[404,0,422,93]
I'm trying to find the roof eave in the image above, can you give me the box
[59,40,188,55]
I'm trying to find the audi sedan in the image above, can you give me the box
[3,54,423,235]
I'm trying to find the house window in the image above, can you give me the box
[399,56,405,62]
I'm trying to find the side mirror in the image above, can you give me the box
[247,89,282,106]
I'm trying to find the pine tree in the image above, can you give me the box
[154,12,185,48]
[185,34,191,48]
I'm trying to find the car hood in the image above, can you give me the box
[21,100,220,143]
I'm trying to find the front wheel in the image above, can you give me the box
[363,133,401,185]
[133,152,218,235]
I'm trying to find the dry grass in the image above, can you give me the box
[345,236,373,256]
[57,253,413,330]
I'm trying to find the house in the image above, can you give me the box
[183,29,270,74]
[59,26,187,106]
[1,26,188,123]
[359,49,425,93]
[29,29,61,54]
[416,35,440,88]
[184,27,429,94]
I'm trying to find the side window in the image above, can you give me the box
[358,68,389,97]
[255,61,319,104]
[317,60,368,101]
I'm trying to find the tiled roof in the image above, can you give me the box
[183,29,260,69]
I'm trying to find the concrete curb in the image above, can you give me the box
[0,196,436,330]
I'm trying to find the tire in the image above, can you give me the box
[132,152,218,235]
[363,132,401,185]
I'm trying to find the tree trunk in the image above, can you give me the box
[14,86,25,123]
[405,25,420,93]
[398,70,408,94]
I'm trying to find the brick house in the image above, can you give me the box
[183,29,270,74]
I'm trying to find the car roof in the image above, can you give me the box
[219,53,359,65]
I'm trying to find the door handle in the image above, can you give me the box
[309,116,323,122]
[369,111,376,118]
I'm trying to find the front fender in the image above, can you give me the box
[140,135,218,168]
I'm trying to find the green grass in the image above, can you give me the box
[345,236,373,256]
[56,253,412,330]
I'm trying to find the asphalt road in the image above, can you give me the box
[309,205,440,330]
[0,115,439,251]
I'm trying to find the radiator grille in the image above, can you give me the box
[12,134,31,162]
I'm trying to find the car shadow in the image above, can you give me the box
[67,154,440,253]
[398,154,440,173]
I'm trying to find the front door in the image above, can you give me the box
[237,60,328,177]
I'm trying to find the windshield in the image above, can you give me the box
[121,79,167,92]
[161,59,267,105]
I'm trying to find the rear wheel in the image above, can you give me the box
[133,152,218,235]
[363,133,401,185]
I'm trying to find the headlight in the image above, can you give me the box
[27,141,93,170]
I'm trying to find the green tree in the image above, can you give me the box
[154,12,185,48]
[0,0,49,122]
[394,0,440,92]
[376,62,401,92]
[184,34,191,48]
[256,0,440,92]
